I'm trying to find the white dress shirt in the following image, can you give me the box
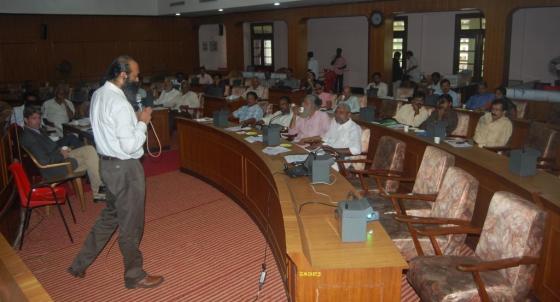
[41,98,75,135]
[167,91,200,110]
[308,58,319,77]
[406,56,421,82]
[322,118,362,155]
[155,89,181,107]
[197,73,213,85]
[393,104,430,127]
[90,81,147,160]
[261,111,293,128]
[365,82,388,98]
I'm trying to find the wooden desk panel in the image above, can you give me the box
[177,118,407,301]
[147,108,170,151]
[356,120,560,301]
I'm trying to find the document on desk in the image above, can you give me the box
[262,146,291,156]
[194,117,213,123]
[284,154,308,163]
[444,139,473,148]
[225,126,252,132]
[244,136,263,143]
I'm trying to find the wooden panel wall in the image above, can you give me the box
[0,15,195,84]
[193,0,560,89]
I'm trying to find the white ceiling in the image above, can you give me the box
[0,0,371,16]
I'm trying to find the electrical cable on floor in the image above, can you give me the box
[252,190,271,301]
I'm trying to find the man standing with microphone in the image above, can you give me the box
[68,55,164,289]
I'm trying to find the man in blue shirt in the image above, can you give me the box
[465,82,495,110]
[233,91,263,125]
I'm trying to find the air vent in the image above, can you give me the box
[169,1,185,7]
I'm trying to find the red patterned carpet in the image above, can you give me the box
[17,149,425,301]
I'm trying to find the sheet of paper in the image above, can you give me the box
[262,146,291,156]
[194,117,213,123]
[244,136,263,143]
[284,154,308,164]
[225,126,252,132]
[444,139,473,148]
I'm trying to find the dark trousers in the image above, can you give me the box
[335,74,344,93]
[70,158,147,287]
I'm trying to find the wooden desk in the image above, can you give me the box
[63,123,94,144]
[177,118,407,301]
[147,108,170,151]
[0,235,52,302]
[355,120,560,301]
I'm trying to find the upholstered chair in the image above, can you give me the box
[384,146,456,217]
[336,127,371,173]
[338,136,406,194]
[407,191,547,302]
[391,167,478,260]
[526,122,559,171]
[511,99,527,119]
[379,99,400,119]
[450,111,470,138]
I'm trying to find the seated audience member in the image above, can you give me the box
[288,95,331,142]
[197,67,213,85]
[154,78,181,107]
[428,72,443,95]
[278,69,300,90]
[168,81,200,111]
[11,92,39,127]
[465,82,495,110]
[420,94,458,135]
[494,86,517,118]
[473,99,513,147]
[393,91,430,127]
[232,91,264,125]
[440,79,460,107]
[336,86,360,113]
[21,106,105,201]
[225,70,243,87]
[244,77,266,99]
[365,72,388,98]
[204,75,226,97]
[319,103,362,157]
[257,96,294,128]
[41,84,75,136]
[313,81,335,110]
[301,70,316,94]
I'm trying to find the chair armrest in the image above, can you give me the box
[374,175,416,183]
[337,158,373,164]
[387,193,438,201]
[394,215,472,226]
[457,256,539,272]
[351,168,402,176]
[32,171,86,188]
[415,225,482,237]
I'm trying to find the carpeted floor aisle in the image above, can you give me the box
[18,150,287,302]
[17,149,424,301]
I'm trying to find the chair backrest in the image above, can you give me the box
[412,146,455,195]
[430,167,478,255]
[451,111,470,137]
[8,162,31,206]
[380,99,400,118]
[526,121,560,160]
[396,87,414,99]
[512,100,528,119]
[231,86,246,97]
[372,136,406,193]
[257,101,269,116]
[262,87,269,100]
[360,128,371,154]
[475,191,547,300]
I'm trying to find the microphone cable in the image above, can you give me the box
[137,97,162,158]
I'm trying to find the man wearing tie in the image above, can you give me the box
[68,55,164,289]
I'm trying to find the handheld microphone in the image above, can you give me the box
[136,94,143,112]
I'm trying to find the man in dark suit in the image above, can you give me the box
[21,106,105,201]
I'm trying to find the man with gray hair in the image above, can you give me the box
[306,102,362,157]
[154,77,180,107]
[288,94,331,142]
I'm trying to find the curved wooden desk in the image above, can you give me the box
[176,118,408,302]
[355,120,560,302]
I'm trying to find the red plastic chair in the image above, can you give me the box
[9,162,76,249]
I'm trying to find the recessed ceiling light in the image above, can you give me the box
[274,2,280,6]
[218,8,224,12]
[175,12,181,16]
